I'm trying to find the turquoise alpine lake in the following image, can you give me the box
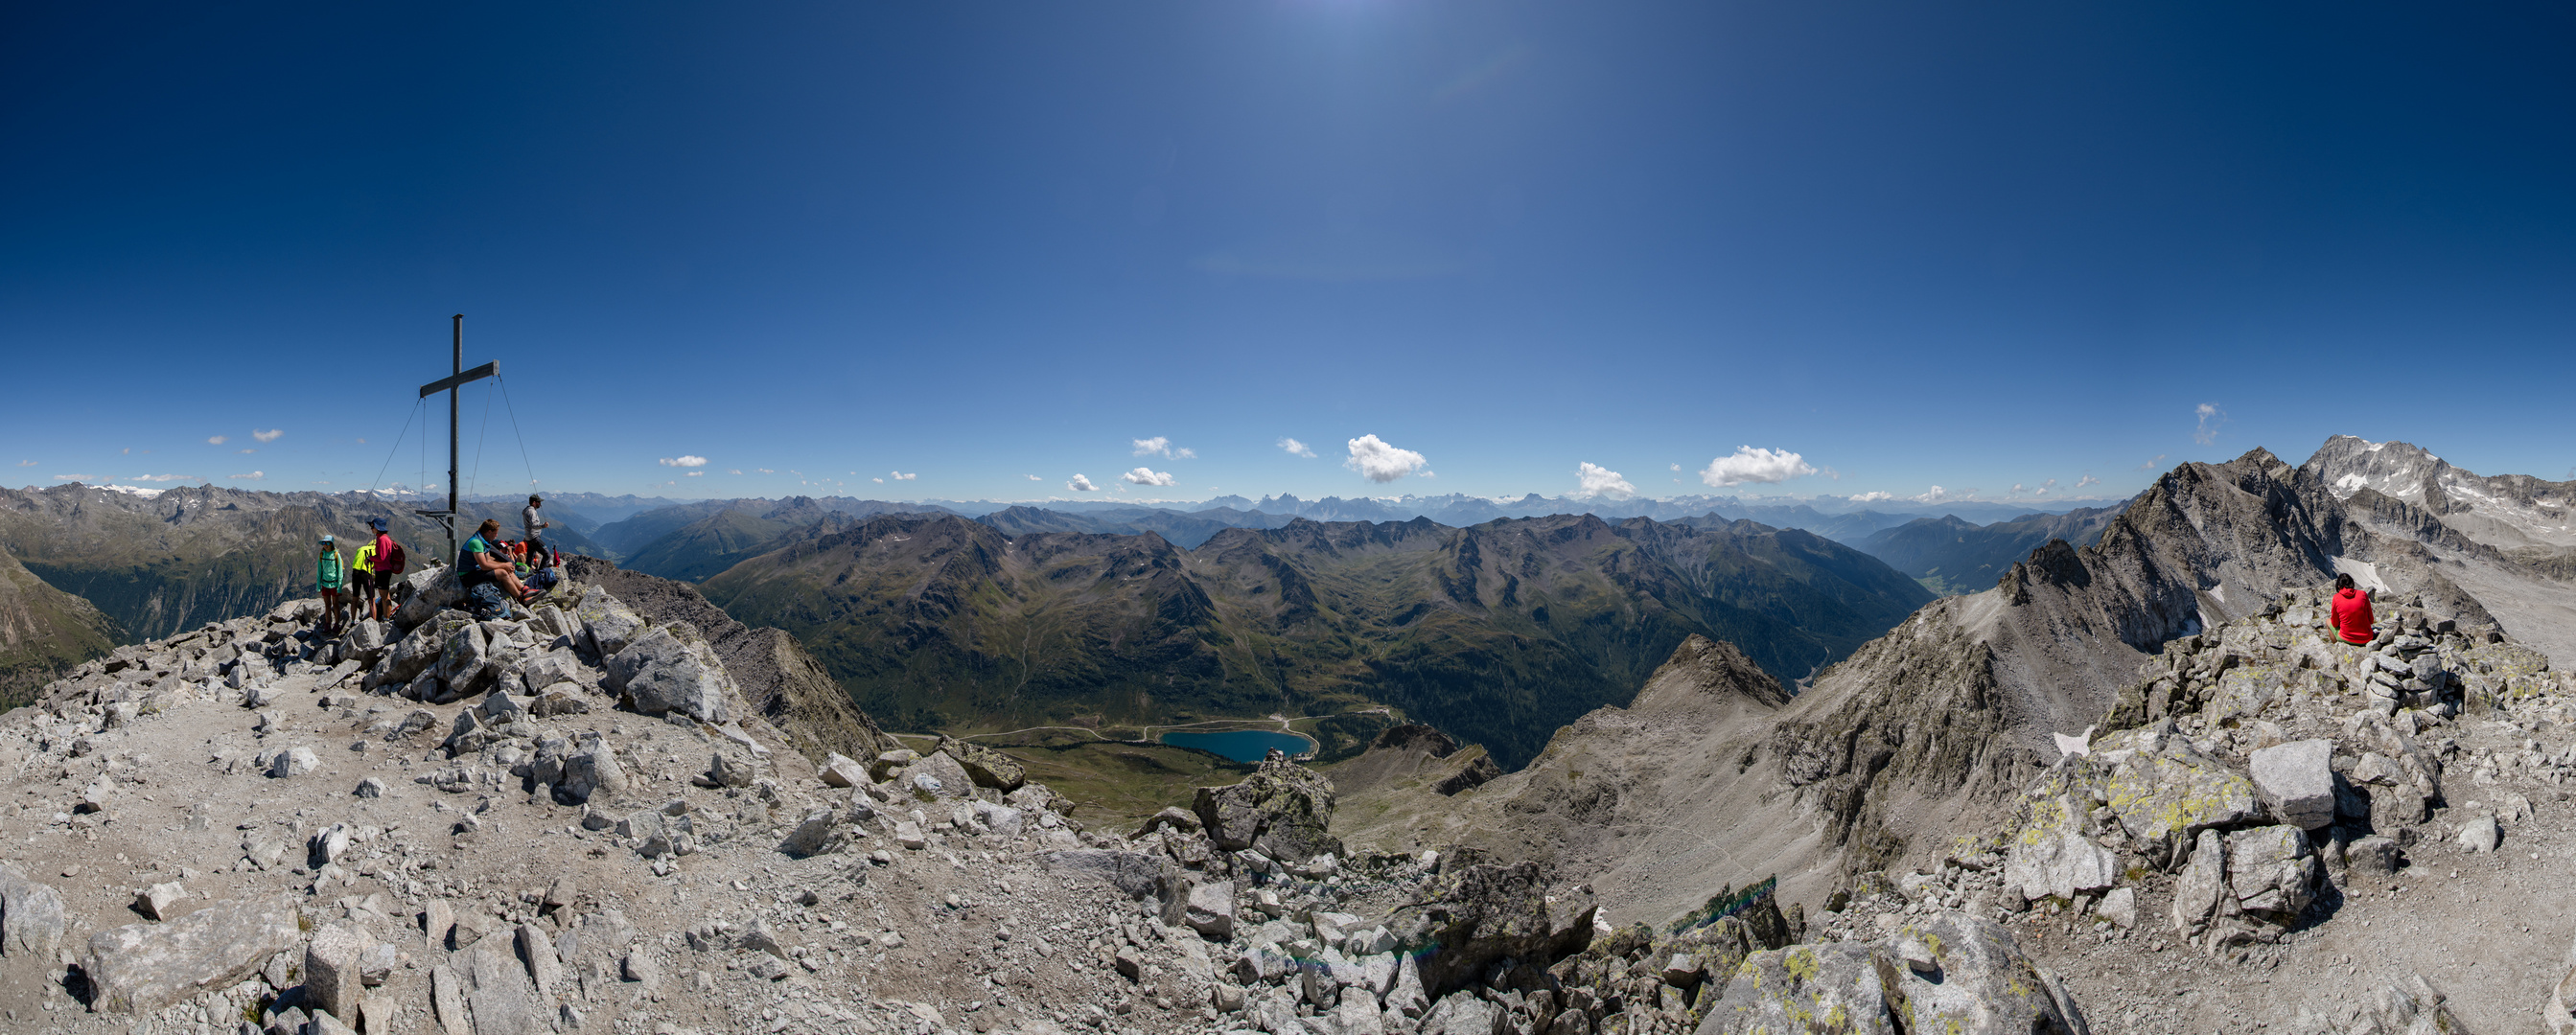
[1157,729,1315,762]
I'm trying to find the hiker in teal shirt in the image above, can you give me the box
[315,535,347,635]
[456,518,533,619]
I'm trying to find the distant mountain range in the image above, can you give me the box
[1854,505,2130,595]
[576,490,2114,585]
[693,511,1935,769]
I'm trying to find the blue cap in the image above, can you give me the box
[319,534,335,544]
[369,517,388,531]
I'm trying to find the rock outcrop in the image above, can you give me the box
[1193,752,1341,863]
[1693,912,2088,1035]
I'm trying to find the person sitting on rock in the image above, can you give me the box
[458,518,534,617]
[2330,573,2376,646]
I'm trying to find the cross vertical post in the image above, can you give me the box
[415,314,499,563]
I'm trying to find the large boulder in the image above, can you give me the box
[2249,739,2336,831]
[2104,740,2265,848]
[605,626,731,724]
[557,732,627,803]
[2170,828,2229,937]
[83,896,303,1014]
[375,612,469,688]
[574,585,645,659]
[303,923,372,1022]
[515,650,587,697]
[896,750,974,802]
[1191,756,1340,863]
[1401,861,1596,999]
[2003,790,2118,904]
[1696,941,1895,1034]
[393,565,464,631]
[2225,825,2319,921]
[937,735,1027,792]
[1694,912,2089,1035]
[0,863,67,960]
[431,622,491,697]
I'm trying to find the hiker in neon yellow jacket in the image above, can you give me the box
[349,537,380,627]
[316,535,347,635]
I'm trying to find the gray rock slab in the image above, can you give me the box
[82,896,301,1014]
[0,863,68,959]
[466,938,545,1035]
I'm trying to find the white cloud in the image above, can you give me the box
[206,435,228,445]
[1132,437,1170,456]
[1344,434,1427,483]
[252,428,284,443]
[1176,448,1197,460]
[14,460,34,467]
[685,471,705,477]
[1850,491,1894,503]
[1067,473,1099,492]
[1911,486,1953,504]
[1699,446,1818,488]
[2076,474,2100,489]
[2043,478,2057,489]
[1026,474,1042,481]
[2135,453,2168,472]
[1669,463,1682,472]
[729,469,742,475]
[659,455,708,468]
[872,477,884,483]
[230,471,266,481]
[52,473,100,482]
[237,448,255,454]
[2012,483,2027,494]
[1278,438,1317,458]
[891,472,917,481]
[1574,462,1636,499]
[2192,403,2227,446]
[757,468,776,473]
[129,473,197,482]
[1121,467,1179,487]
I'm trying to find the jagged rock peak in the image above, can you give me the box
[1636,633,1792,711]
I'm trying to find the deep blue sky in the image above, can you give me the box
[7,2,2572,506]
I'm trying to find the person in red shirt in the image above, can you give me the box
[2329,573,2376,645]
[366,517,402,622]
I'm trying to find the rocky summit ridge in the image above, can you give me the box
[0,552,1854,1035]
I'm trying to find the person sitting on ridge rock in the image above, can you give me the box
[458,518,533,618]
[2330,572,2376,646]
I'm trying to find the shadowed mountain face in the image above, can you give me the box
[1856,505,2130,595]
[0,483,600,644]
[698,512,1935,768]
[0,547,120,706]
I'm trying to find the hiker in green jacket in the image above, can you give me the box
[316,534,348,635]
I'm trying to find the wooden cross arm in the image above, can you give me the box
[417,361,499,398]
